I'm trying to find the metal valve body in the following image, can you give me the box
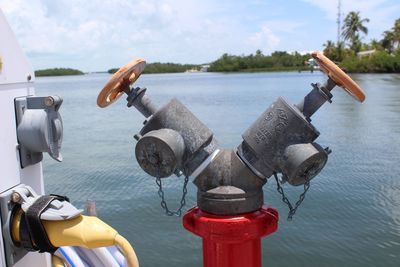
[131,80,334,215]
[238,96,328,186]
[137,98,218,178]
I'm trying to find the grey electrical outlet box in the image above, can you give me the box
[14,96,63,168]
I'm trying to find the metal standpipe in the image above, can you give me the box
[95,55,366,267]
[183,206,279,267]
[123,81,335,267]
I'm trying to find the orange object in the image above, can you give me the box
[311,51,365,102]
[97,58,146,108]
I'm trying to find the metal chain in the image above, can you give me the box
[155,175,189,217]
[273,172,311,221]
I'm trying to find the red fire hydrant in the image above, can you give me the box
[183,205,279,267]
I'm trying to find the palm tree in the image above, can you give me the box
[336,41,345,61]
[381,19,400,53]
[382,30,395,53]
[342,11,370,53]
[323,40,336,59]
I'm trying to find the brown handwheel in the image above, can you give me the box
[97,58,146,108]
[311,51,365,102]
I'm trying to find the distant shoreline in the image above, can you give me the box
[35,68,84,77]
[35,58,399,77]
[35,68,316,76]
[34,68,400,77]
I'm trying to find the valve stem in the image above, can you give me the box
[296,77,336,120]
[126,87,158,118]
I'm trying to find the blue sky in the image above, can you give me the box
[1,0,399,71]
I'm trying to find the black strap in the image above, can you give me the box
[50,194,70,202]
[24,195,59,253]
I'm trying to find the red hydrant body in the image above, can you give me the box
[183,205,279,267]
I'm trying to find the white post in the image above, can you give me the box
[0,9,50,267]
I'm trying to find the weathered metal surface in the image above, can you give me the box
[281,143,328,186]
[139,98,217,175]
[135,128,185,178]
[130,87,333,214]
[296,78,335,120]
[193,149,264,215]
[237,97,327,184]
[126,87,158,118]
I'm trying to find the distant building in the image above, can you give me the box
[200,65,210,72]
[305,58,320,70]
[357,49,376,58]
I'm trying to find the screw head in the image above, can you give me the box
[44,96,54,107]
[11,192,21,203]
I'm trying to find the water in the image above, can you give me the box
[37,72,400,267]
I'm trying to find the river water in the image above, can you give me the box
[37,72,400,267]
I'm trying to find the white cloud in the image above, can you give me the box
[247,26,280,54]
[259,20,305,34]
[1,0,243,70]
[1,0,398,71]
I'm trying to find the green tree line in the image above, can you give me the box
[108,62,199,74]
[208,50,312,72]
[35,68,84,76]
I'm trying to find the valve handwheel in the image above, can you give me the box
[97,58,146,108]
[311,51,365,102]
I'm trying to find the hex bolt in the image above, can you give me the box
[11,192,21,203]
[44,96,55,107]
[174,170,184,177]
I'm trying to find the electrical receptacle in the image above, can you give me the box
[0,185,30,266]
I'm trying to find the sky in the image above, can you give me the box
[1,0,399,72]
